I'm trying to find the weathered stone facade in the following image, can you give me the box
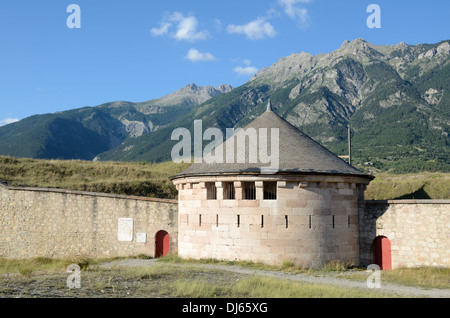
[0,184,178,259]
[359,200,450,269]
[170,101,376,268]
[173,174,370,267]
[0,182,449,269]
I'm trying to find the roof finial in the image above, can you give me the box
[266,99,273,112]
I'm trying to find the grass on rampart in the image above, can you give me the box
[364,172,450,200]
[1,156,449,200]
[0,156,190,199]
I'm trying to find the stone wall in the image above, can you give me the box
[173,174,371,267]
[0,184,178,259]
[2,181,448,269]
[359,200,450,269]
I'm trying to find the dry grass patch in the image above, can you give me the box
[0,156,190,199]
[0,257,72,276]
[345,267,450,289]
[231,275,395,298]
[379,267,450,289]
[365,172,450,200]
[2,156,448,200]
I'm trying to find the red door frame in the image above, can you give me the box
[374,236,392,270]
[155,230,170,258]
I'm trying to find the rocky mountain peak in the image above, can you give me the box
[340,38,367,48]
[437,41,450,54]
[418,41,450,60]
[341,40,350,47]
[183,83,233,95]
[186,83,198,90]
[149,83,233,108]
[216,84,234,93]
[353,37,367,43]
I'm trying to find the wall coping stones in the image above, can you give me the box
[2,182,447,205]
[363,199,450,204]
[0,182,178,204]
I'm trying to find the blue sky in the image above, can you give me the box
[0,0,449,124]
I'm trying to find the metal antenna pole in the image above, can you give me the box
[348,124,352,165]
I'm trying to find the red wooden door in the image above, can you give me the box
[155,230,170,258]
[374,236,392,270]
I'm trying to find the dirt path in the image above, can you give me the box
[100,259,450,298]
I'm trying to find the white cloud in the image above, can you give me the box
[278,0,311,26]
[0,118,19,126]
[174,15,209,41]
[150,22,171,36]
[265,7,282,20]
[185,48,216,62]
[227,17,277,40]
[151,12,209,42]
[214,18,223,32]
[233,66,259,76]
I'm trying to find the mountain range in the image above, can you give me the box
[0,83,232,160]
[1,38,449,173]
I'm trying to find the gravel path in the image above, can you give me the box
[100,259,450,298]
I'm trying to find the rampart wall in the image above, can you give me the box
[1,182,448,269]
[359,200,449,269]
[0,183,178,259]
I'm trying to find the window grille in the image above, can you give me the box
[206,182,217,200]
[242,182,256,200]
[223,182,235,200]
[263,182,277,200]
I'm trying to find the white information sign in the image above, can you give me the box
[136,233,147,243]
[118,218,133,242]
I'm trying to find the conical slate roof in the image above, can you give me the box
[171,101,373,179]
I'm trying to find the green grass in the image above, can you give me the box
[0,256,119,276]
[380,267,450,289]
[158,255,449,290]
[98,264,397,298]
[0,156,190,199]
[157,254,308,273]
[230,275,394,298]
[1,156,448,200]
[0,257,90,276]
[172,280,229,298]
[171,274,397,298]
[159,255,356,273]
[1,257,447,297]
[346,267,450,289]
[365,172,450,200]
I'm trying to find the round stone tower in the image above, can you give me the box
[170,101,373,267]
